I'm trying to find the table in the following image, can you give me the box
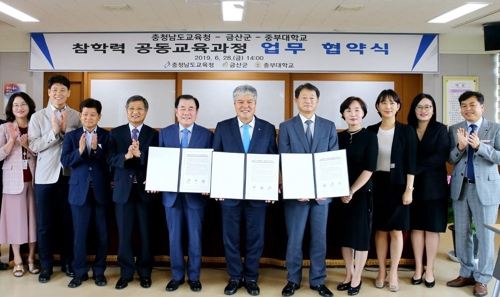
[485,224,500,297]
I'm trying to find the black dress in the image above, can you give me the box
[333,128,378,251]
[410,122,449,232]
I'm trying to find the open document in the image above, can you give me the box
[145,147,213,193]
[210,152,279,200]
[281,150,349,199]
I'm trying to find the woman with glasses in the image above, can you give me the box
[367,89,417,292]
[0,92,38,277]
[406,93,449,288]
[334,96,378,296]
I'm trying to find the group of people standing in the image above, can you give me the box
[0,75,498,297]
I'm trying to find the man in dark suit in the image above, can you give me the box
[213,85,278,296]
[158,95,213,292]
[61,98,111,288]
[107,95,158,290]
[278,83,338,297]
[447,91,500,297]
[0,118,7,270]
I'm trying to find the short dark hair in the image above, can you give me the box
[175,94,199,110]
[375,89,401,117]
[407,93,437,127]
[5,92,36,122]
[79,98,102,114]
[458,91,484,105]
[47,74,70,90]
[339,96,367,120]
[125,95,149,110]
[294,83,320,99]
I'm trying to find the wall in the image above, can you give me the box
[0,52,498,124]
[0,52,43,120]
[423,54,498,123]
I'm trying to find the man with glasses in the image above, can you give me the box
[107,95,158,290]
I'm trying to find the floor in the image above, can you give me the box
[0,218,499,297]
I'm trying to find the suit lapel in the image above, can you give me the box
[231,117,245,153]
[292,115,310,153]
[188,123,199,148]
[478,119,489,140]
[311,117,322,152]
[248,117,261,153]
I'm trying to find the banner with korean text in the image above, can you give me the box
[30,32,438,73]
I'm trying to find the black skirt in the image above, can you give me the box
[372,171,409,231]
[409,198,447,232]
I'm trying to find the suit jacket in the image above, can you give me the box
[278,114,338,204]
[61,126,111,206]
[28,105,81,184]
[0,122,36,194]
[107,123,158,203]
[413,122,449,201]
[448,119,500,206]
[367,121,417,185]
[213,116,278,207]
[159,123,214,209]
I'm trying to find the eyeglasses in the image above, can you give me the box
[127,107,145,112]
[13,103,28,108]
[415,105,433,111]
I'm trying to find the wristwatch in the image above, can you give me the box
[406,186,414,191]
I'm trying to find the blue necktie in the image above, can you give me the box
[181,129,189,148]
[467,124,477,180]
[242,124,250,153]
[305,120,313,150]
[132,128,138,141]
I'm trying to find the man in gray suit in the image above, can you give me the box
[447,91,500,297]
[278,83,338,297]
[28,75,82,283]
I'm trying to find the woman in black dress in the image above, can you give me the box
[367,89,417,292]
[335,97,378,296]
[407,93,449,288]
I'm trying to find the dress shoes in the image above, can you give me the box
[0,261,8,270]
[473,282,488,297]
[424,278,435,288]
[244,280,260,296]
[446,276,475,287]
[38,268,53,283]
[68,273,89,288]
[115,277,133,290]
[188,280,202,292]
[412,275,423,285]
[166,279,185,291]
[310,284,334,297]
[224,279,243,295]
[93,274,107,286]
[282,281,300,296]
[337,282,350,291]
[348,281,362,296]
[140,277,152,288]
[61,264,75,277]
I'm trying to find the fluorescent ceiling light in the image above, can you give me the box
[0,2,38,22]
[222,1,244,22]
[428,2,490,23]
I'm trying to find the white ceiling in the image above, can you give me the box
[1,0,499,45]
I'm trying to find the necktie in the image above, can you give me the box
[466,124,477,180]
[242,124,250,153]
[86,131,93,156]
[305,120,313,150]
[132,128,138,141]
[181,129,189,148]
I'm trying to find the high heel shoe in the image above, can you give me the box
[375,280,385,288]
[389,278,399,292]
[13,263,24,277]
[337,282,351,291]
[411,270,425,285]
[424,278,435,288]
[348,281,362,296]
[28,261,40,274]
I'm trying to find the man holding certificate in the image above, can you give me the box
[278,83,338,297]
[212,85,278,296]
[158,95,213,292]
